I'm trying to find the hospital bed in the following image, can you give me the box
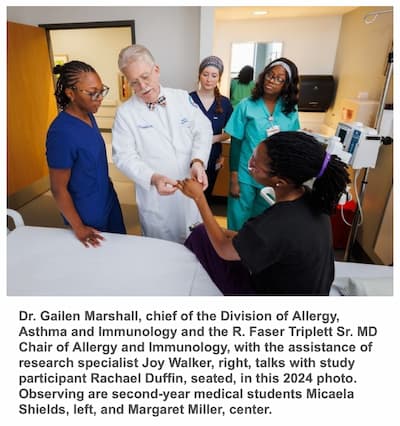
[7,216,392,297]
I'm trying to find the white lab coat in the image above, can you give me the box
[112,87,212,243]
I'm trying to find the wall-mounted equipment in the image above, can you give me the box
[298,75,335,112]
[335,121,381,169]
[340,98,379,127]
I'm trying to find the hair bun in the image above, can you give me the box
[53,64,63,74]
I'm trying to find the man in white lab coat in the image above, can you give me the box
[112,45,212,243]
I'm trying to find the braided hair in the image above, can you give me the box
[263,131,350,214]
[213,86,223,114]
[53,60,96,110]
[252,57,299,114]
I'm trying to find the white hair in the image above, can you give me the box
[118,44,155,71]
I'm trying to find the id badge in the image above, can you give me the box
[266,125,280,137]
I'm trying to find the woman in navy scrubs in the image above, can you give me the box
[190,56,233,200]
[46,60,126,247]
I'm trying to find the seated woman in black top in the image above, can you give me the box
[176,131,350,296]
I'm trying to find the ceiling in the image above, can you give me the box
[214,6,358,21]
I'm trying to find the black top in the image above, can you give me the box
[233,193,334,295]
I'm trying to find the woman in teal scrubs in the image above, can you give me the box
[225,57,300,231]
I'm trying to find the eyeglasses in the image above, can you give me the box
[72,85,109,100]
[264,72,286,85]
[129,66,155,89]
[248,152,274,175]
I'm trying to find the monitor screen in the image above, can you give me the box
[337,128,348,143]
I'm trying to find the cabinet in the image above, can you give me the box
[212,141,230,197]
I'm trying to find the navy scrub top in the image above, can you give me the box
[46,111,115,229]
[189,91,233,136]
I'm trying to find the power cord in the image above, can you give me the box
[352,169,364,227]
[338,185,353,226]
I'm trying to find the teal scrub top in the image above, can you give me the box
[225,97,300,187]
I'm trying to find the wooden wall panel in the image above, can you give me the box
[7,21,57,195]
[212,142,230,197]
[374,187,393,265]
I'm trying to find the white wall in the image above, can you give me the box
[214,15,342,95]
[199,6,215,62]
[7,6,201,92]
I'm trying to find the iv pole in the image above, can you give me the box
[343,48,393,261]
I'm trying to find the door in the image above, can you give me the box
[7,21,57,198]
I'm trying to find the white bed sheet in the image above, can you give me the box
[331,261,393,296]
[7,226,392,297]
[7,226,222,296]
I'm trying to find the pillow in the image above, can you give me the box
[330,278,350,296]
[348,276,393,296]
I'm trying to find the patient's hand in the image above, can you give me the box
[176,178,204,202]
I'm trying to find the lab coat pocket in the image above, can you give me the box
[136,123,155,138]
[176,117,194,154]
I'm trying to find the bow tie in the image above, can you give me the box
[147,96,167,111]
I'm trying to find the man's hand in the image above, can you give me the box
[190,161,208,190]
[151,174,178,195]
